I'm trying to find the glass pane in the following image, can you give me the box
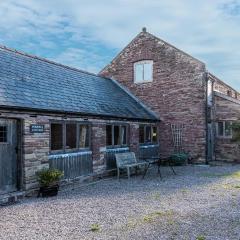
[225,122,232,136]
[51,123,63,150]
[106,125,112,146]
[152,126,157,143]
[143,62,153,81]
[145,126,152,143]
[114,125,120,145]
[66,123,77,149]
[217,122,224,136]
[79,125,89,148]
[135,64,144,82]
[121,126,127,145]
[139,125,145,143]
[0,126,7,143]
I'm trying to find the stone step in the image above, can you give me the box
[0,191,25,206]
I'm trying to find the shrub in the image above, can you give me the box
[170,153,188,165]
[36,168,63,187]
[90,224,100,232]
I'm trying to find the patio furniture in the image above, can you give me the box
[115,152,148,179]
[142,156,177,179]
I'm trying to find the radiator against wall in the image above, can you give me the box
[49,151,93,180]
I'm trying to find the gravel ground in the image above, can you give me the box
[0,165,240,240]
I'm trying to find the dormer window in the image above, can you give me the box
[134,60,153,83]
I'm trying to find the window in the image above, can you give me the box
[139,125,158,144]
[79,125,90,148]
[0,126,7,143]
[50,122,91,152]
[106,124,128,147]
[66,123,77,149]
[51,123,63,150]
[217,121,232,138]
[134,60,153,83]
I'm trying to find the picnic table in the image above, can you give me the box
[142,156,177,179]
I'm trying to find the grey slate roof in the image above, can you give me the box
[0,46,158,121]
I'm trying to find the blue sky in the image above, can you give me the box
[0,0,239,90]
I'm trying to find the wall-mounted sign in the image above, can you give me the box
[30,124,44,133]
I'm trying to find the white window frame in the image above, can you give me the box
[216,121,233,138]
[134,60,153,83]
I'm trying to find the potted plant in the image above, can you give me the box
[37,168,63,197]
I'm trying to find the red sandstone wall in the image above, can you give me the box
[100,31,207,162]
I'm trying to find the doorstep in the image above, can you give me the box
[0,191,25,206]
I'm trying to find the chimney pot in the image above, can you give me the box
[142,27,147,32]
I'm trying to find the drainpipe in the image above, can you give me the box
[205,71,209,164]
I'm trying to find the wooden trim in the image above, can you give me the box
[50,120,92,154]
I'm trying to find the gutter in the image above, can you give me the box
[0,105,159,123]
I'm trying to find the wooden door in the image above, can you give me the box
[0,119,18,194]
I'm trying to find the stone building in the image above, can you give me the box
[0,45,159,203]
[100,28,240,164]
[0,28,239,203]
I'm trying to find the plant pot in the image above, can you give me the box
[39,184,59,197]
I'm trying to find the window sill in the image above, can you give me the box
[134,80,153,84]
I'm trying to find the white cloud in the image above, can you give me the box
[0,0,239,90]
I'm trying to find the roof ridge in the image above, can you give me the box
[0,44,102,79]
[99,30,205,74]
[209,72,239,94]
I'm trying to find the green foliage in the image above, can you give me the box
[196,236,205,240]
[36,168,63,187]
[90,224,100,232]
[170,153,188,165]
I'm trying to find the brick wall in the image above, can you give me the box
[214,93,240,162]
[100,31,207,162]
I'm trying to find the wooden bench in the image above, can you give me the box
[115,152,148,179]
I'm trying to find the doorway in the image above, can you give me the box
[0,118,21,194]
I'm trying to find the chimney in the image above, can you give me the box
[142,27,147,33]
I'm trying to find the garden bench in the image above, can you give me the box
[115,152,148,179]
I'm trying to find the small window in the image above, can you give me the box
[217,121,232,138]
[139,125,158,144]
[106,124,128,147]
[51,122,91,152]
[51,123,63,150]
[0,126,7,143]
[134,60,153,83]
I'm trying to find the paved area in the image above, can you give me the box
[0,165,240,240]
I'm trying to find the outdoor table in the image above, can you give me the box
[142,156,176,179]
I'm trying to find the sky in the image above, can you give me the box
[0,0,239,90]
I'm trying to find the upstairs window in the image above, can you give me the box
[139,125,158,144]
[106,124,128,147]
[217,121,232,138]
[134,60,153,83]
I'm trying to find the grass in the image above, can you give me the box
[90,224,100,232]
[196,236,206,240]
[201,171,240,179]
[125,210,175,230]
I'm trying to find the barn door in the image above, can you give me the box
[0,119,18,194]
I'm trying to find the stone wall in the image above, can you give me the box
[214,92,240,162]
[0,109,157,194]
[100,30,207,162]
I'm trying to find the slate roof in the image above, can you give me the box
[0,46,158,121]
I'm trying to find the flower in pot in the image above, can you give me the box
[36,168,63,197]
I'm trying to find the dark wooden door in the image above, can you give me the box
[0,119,18,194]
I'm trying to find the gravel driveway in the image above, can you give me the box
[0,165,240,240]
